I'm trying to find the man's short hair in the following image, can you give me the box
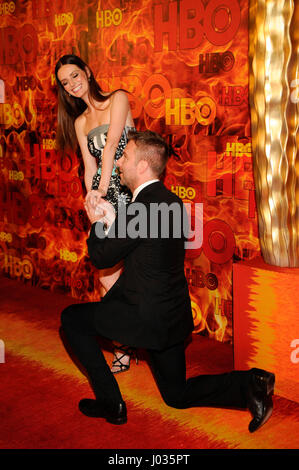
[127,130,169,176]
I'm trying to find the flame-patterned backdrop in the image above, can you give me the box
[0,0,258,343]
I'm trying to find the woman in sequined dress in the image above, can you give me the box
[55,54,135,373]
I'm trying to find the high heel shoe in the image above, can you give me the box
[111,345,138,374]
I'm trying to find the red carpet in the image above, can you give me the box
[1,275,299,450]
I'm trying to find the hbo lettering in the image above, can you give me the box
[0,103,25,128]
[9,170,24,181]
[0,231,12,243]
[54,12,73,27]
[42,139,56,150]
[0,24,38,65]
[65,276,83,290]
[166,97,216,126]
[60,249,77,263]
[4,255,34,279]
[0,2,15,16]
[96,8,122,28]
[171,185,196,200]
[154,0,241,51]
[16,76,37,91]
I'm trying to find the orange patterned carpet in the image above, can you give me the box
[1,276,299,451]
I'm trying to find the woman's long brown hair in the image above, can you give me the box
[55,54,115,151]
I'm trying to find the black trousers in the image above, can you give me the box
[61,303,250,411]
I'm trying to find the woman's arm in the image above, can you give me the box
[74,116,98,191]
[96,90,131,196]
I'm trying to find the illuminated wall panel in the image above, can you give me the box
[0,0,257,342]
[233,256,299,402]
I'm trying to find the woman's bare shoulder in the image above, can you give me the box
[112,89,128,100]
[74,112,87,131]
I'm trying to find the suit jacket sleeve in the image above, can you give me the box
[86,220,140,269]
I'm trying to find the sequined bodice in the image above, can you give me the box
[87,124,135,210]
[87,124,135,167]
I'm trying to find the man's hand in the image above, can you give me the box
[84,197,103,225]
[97,200,116,229]
[84,198,116,228]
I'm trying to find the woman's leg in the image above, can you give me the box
[98,262,133,374]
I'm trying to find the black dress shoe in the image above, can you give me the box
[78,399,127,425]
[247,368,275,433]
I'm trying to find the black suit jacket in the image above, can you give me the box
[86,181,194,351]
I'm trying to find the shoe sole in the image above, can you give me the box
[111,366,130,374]
[106,416,127,425]
[80,410,127,425]
[78,400,127,424]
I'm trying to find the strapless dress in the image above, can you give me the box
[87,124,135,211]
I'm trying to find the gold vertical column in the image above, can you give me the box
[249,0,299,267]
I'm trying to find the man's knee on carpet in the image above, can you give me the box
[159,387,187,409]
[60,304,97,336]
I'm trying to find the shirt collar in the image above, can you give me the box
[131,179,159,202]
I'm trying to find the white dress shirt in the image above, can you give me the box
[131,179,159,202]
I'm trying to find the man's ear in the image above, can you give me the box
[137,159,149,174]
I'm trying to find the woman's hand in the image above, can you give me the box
[84,197,115,229]
[85,188,107,208]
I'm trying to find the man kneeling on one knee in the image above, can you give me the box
[61,130,275,432]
